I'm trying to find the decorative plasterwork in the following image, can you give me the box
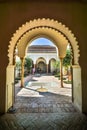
[8,18,80,65]
[36,57,46,64]
[17,27,68,59]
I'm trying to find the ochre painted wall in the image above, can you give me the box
[0,1,87,113]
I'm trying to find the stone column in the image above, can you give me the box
[33,64,36,74]
[20,57,24,88]
[47,64,48,74]
[60,58,63,88]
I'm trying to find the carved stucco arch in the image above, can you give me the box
[17,27,68,59]
[36,57,46,64]
[49,58,56,61]
[8,18,80,65]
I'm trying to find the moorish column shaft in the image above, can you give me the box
[60,58,63,88]
[20,57,24,88]
[47,64,48,74]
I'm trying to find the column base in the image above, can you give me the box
[7,106,16,113]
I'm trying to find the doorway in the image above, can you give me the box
[6,18,82,113]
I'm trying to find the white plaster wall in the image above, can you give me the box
[6,65,15,112]
[26,52,58,64]
[72,65,82,112]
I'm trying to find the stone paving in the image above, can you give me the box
[14,74,73,113]
[0,74,87,130]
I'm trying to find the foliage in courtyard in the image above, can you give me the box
[63,80,72,84]
[24,57,32,74]
[54,60,60,69]
[53,60,60,75]
[54,49,72,83]
[16,60,21,69]
[15,57,32,78]
[63,49,72,68]
[63,49,72,81]
[15,60,21,77]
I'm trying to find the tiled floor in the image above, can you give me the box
[14,74,73,113]
[0,74,87,130]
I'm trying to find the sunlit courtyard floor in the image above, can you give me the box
[14,74,74,113]
[0,74,87,130]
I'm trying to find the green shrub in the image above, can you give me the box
[64,81,71,84]
[55,72,60,77]
[15,77,21,80]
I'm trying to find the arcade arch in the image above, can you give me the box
[6,18,82,113]
[36,57,46,73]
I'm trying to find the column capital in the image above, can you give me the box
[59,57,64,60]
[20,57,24,60]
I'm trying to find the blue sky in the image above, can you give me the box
[30,38,55,46]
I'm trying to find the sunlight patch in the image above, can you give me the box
[17,88,44,97]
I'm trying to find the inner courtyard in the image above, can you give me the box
[14,74,72,113]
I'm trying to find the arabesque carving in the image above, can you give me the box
[8,18,80,65]
[17,27,68,58]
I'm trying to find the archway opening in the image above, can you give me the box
[12,36,73,113]
[36,59,46,73]
[6,18,82,114]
